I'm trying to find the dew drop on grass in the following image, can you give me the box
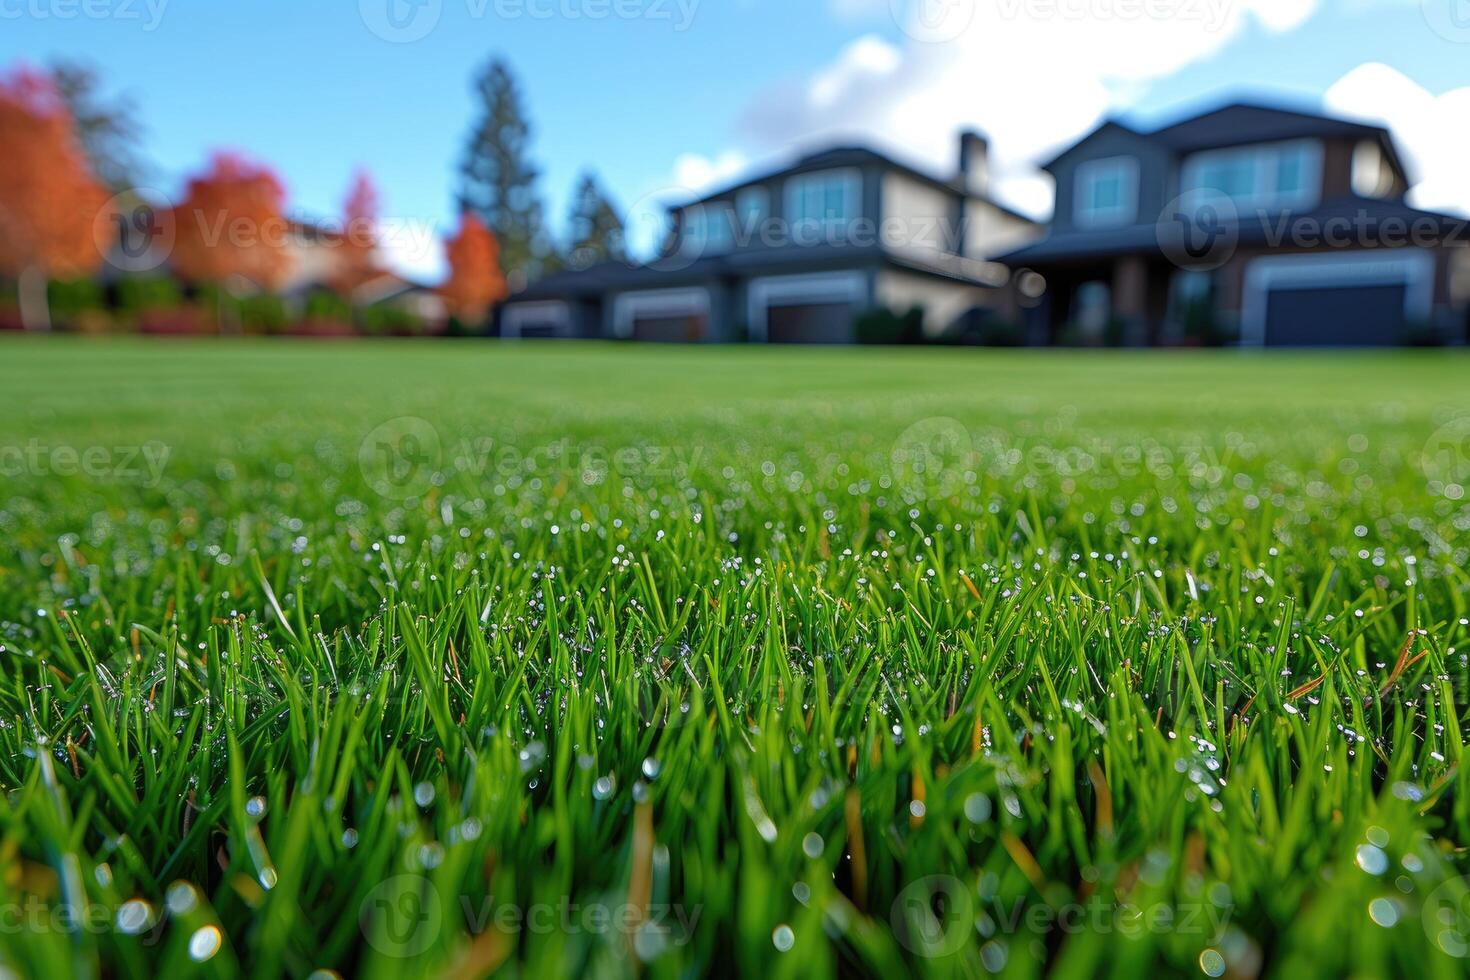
[1356,844,1388,876]
[1368,898,1400,928]
[245,797,267,820]
[802,833,824,859]
[341,828,359,848]
[964,793,992,823]
[165,882,199,915]
[413,782,435,807]
[115,899,153,935]
[772,925,795,952]
[641,757,662,780]
[188,925,223,962]
[593,776,616,800]
[1198,949,1226,977]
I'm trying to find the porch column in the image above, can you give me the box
[1113,256,1149,347]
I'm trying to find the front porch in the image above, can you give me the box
[1022,254,1215,347]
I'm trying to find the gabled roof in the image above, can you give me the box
[677,144,1038,226]
[1041,100,1411,186]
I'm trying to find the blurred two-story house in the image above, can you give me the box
[1000,103,1470,346]
[499,133,1040,343]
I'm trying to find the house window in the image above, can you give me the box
[785,169,861,237]
[1352,140,1391,198]
[736,187,769,237]
[1075,157,1139,228]
[681,203,734,256]
[1181,141,1321,210]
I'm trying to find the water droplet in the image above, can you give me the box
[245,796,267,820]
[1199,948,1226,977]
[772,924,795,952]
[1368,897,1400,928]
[188,925,223,962]
[115,899,153,935]
[413,782,435,807]
[593,776,616,800]
[802,832,824,859]
[1356,844,1389,876]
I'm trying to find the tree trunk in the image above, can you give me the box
[17,266,51,332]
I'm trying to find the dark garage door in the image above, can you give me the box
[633,314,706,343]
[1264,284,1407,347]
[767,303,854,345]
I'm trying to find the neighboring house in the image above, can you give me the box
[500,133,1040,343]
[1000,102,1470,346]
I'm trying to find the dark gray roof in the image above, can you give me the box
[508,240,1007,304]
[1043,101,1409,183]
[680,144,1037,226]
[999,195,1470,266]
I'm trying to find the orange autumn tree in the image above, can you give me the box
[172,151,290,293]
[331,168,383,298]
[0,65,108,330]
[441,212,507,325]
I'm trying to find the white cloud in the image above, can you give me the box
[712,0,1327,218]
[1324,62,1470,216]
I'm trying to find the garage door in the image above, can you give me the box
[632,314,707,343]
[766,303,854,345]
[1264,284,1407,347]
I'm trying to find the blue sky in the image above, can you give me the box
[3,0,1466,277]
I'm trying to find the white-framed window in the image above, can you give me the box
[681,203,734,256]
[736,186,769,235]
[784,169,862,236]
[1074,157,1139,228]
[1352,139,1392,198]
[1180,140,1322,211]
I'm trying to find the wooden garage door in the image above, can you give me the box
[766,303,854,345]
[633,314,707,343]
[1264,284,1407,347]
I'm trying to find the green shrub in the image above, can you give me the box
[854,305,924,345]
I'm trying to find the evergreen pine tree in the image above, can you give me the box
[566,172,626,269]
[457,59,552,291]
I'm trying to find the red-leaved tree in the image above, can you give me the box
[0,65,108,330]
[171,151,290,292]
[441,212,507,325]
[332,168,382,298]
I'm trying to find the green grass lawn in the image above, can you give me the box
[1,339,1468,978]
